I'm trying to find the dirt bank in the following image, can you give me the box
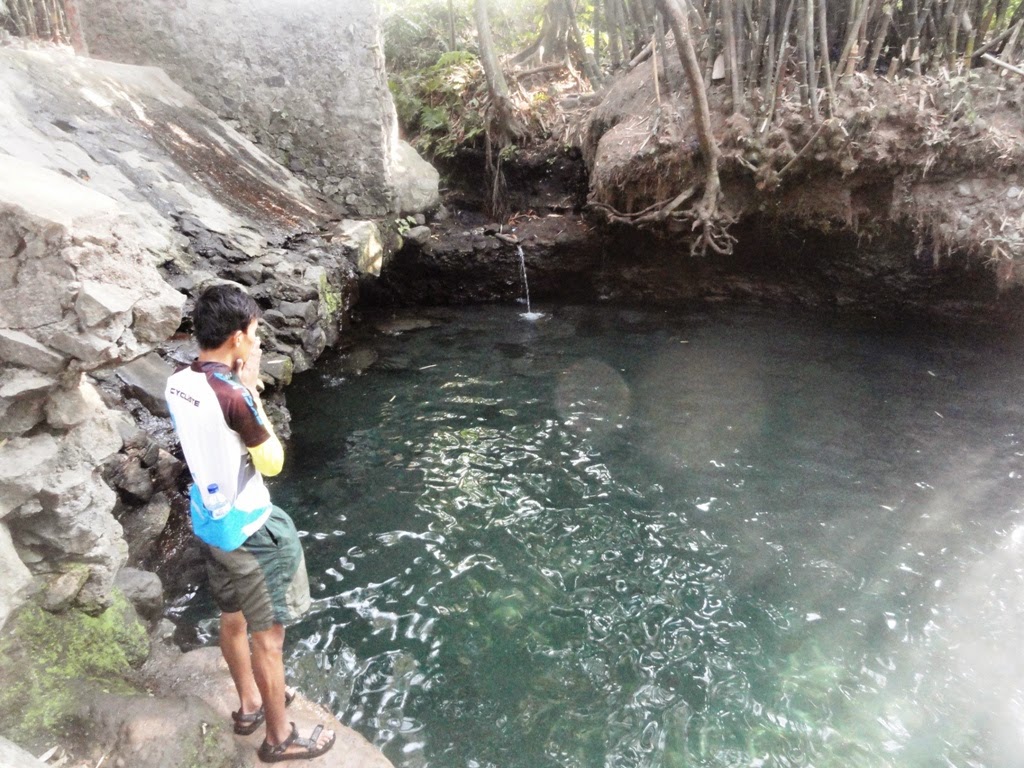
[371,51,1024,320]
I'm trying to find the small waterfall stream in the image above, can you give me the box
[517,244,543,320]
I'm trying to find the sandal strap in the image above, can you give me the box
[262,722,299,756]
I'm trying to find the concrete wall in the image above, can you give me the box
[77,0,402,217]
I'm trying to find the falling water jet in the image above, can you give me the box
[517,244,543,321]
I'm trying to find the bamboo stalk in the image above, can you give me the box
[750,0,774,89]
[655,8,674,89]
[722,0,744,112]
[796,0,810,106]
[866,2,893,73]
[818,0,836,115]
[764,0,779,91]
[983,51,1024,75]
[763,0,796,129]
[702,0,719,87]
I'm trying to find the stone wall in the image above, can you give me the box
[0,44,375,630]
[76,0,439,217]
[0,154,184,618]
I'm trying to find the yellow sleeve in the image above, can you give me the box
[247,399,285,476]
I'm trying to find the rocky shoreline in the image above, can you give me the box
[0,30,427,765]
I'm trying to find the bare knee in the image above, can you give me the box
[251,624,285,656]
[220,611,248,638]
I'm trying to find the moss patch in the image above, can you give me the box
[0,590,149,747]
[319,272,342,319]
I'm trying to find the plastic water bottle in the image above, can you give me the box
[206,483,230,519]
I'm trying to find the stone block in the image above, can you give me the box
[131,289,186,343]
[46,326,118,366]
[45,378,105,428]
[0,434,59,518]
[111,457,155,505]
[63,412,124,465]
[0,328,67,373]
[279,300,318,324]
[0,395,45,437]
[28,475,127,609]
[75,280,137,328]
[0,369,57,399]
[42,567,91,613]
[152,449,185,491]
[117,353,174,417]
[262,355,294,386]
[405,225,431,246]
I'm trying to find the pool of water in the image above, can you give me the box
[178,304,1024,767]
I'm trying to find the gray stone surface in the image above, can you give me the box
[111,457,155,505]
[18,474,127,611]
[78,0,435,218]
[75,691,244,768]
[0,36,362,637]
[0,328,67,373]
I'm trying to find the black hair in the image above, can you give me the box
[192,284,262,350]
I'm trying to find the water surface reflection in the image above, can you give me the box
[183,306,1024,767]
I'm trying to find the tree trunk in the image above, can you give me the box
[607,0,624,69]
[655,0,724,249]
[564,0,602,84]
[447,0,457,51]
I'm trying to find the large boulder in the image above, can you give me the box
[77,0,439,217]
[391,140,441,215]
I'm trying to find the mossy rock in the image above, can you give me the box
[0,589,150,750]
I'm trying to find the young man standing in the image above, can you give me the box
[165,284,334,762]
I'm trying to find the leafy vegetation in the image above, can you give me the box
[390,50,488,159]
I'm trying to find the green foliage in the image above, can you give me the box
[383,0,475,72]
[0,591,149,747]
[394,215,418,235]
[389,50,488,159]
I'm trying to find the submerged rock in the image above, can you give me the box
[373,316,438,335]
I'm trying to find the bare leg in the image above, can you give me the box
[252,624,333,754]
[251,623,288,743]
[220,611,261,714]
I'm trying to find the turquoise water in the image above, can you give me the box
[182,305,1024,767]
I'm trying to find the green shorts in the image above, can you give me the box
[200,507,312,633]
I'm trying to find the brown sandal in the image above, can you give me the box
[257,722,335,763]
[232,687,297,735]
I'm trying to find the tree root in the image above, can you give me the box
[589,184,736,256]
